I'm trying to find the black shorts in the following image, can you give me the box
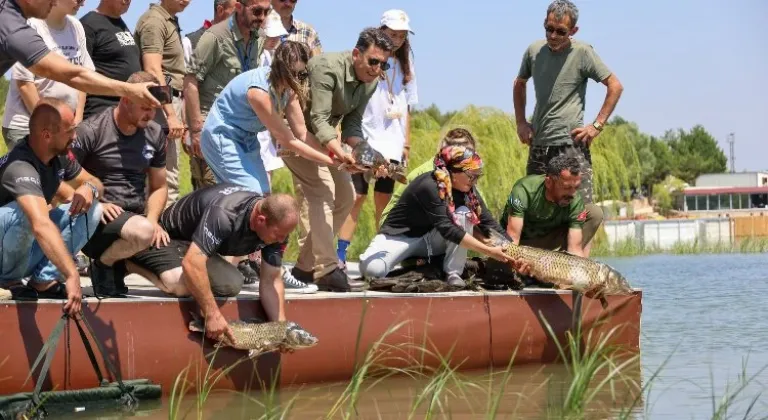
[82,211,136,261]
[352,170,397,196]
[129,239,245,297]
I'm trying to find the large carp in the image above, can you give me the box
[487,231,634,301]
[188,313,319,358]
[343,141,408,184]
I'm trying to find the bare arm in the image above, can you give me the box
[75,91,86,125]
[17,80,40,114]
[506,216,524,245]
[145,167,168,224]
[182,74,203,156]
[250,88,334,166]
[181,242,217,317]
[27,53,160,108]
[258,262,286,322]
[566,228,585,257]
[594,74,624,125]
[512,77,528,124]
[141,53,182,135]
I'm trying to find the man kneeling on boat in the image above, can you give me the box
[127,183,295,341]
[486,152,600,288]
[0,99,104,315]
[73,71,170,298]
[359,145,516,287]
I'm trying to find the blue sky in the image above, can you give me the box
[69,0,768,171]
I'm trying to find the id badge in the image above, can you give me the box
[385,104,403,120]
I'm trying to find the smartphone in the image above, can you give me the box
[148,85,172,105]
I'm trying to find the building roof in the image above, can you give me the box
[680,186,768,196]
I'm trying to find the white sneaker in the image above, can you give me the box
[282,267,318,294]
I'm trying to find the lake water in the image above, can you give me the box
[58,253,768,419]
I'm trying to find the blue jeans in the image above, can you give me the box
[0,201,102,284]
[200,115,270,195]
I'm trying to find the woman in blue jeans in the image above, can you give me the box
[201,41,337,194]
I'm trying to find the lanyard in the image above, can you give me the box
[229,16,253,72]
[382,58,398,104]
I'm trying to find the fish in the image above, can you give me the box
[486,230,634,305]
[188,312,319,358]
[343,141,408,185]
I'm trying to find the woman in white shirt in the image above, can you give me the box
[337,9,419,269]
[2,0,94,149]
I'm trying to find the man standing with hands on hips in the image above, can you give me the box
[512,0,623,257]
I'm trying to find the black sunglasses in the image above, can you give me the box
[367,58,391,71]
[250,6,272,16]
[545,25,569,37]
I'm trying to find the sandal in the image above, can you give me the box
[33,282,68,300]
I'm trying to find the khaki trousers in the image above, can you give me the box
[155,96,184,208]
[283,155,355,278]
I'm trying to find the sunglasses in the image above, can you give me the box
[544,25,569,37]
[250,6,272,16]
[279,0,298,3]
[467,171,483,183]
[367,58,391,71]
[294,70,308,81]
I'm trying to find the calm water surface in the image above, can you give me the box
[59,253,768,419]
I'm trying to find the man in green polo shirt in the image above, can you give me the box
[500,153,599,256]
[512,0,624,256]
[183,0,268,191]
[283,27,394,293]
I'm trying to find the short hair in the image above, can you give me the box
[545,152,581,178]
[214,0,231,9]
[127,71,159,84]
[355,27,394,54]
[29,97,71,136]
[547,0,579,27]
[261,193,299,225]
[438,127,477,152]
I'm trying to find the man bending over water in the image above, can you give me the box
[128,183,296,341]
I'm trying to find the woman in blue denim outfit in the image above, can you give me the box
[201,41,335,194]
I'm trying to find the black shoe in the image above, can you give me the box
[290,266,314,284]
[91,260,128,297]
[316,268,362,293]
[237,260,260,285]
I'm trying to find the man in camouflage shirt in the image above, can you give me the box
[512,0,623,256]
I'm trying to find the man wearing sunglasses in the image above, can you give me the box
[512,0,623,257]
[282,27,394,293]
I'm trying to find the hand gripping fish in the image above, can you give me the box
[188,312,319,358]
[486,230,634,304]
[342,141,408,185]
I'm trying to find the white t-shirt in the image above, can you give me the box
[361,56,419,163]
[2,16,95,131]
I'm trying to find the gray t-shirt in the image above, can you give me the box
[517,39,612,146]
[71,106,166,214]
[0,139,82,207]
[0,0,51,76]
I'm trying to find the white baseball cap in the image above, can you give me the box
[262,10,288,38]
[380,9,414,34]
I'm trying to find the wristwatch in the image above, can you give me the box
[84,181,99,200]
[592,121,604,132]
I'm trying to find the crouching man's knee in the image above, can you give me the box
[210,278,242,297]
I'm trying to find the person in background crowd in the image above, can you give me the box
[255,10,289,185]
[270,0,321,57]
[337,9,419,269]
[359,146,514,287]
[0,99,104,316]
[0,0,161,115]
[282,27,393,293]
[513,0,623,257]
[128,184,297,342]
[73,72,170,298]
[378,127,478,227]
[80,0,142,121]
[2,0,93,149]
[183,0,268,192]
[182,0,236,68]
[134,0,191,208]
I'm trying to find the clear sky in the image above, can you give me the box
[66,0,768,171]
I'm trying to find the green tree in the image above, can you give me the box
[666,125,728,184]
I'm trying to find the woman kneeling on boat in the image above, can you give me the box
[200,40,338,194]
[359,146,515,287]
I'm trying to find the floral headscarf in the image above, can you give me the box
[433,145,484,226]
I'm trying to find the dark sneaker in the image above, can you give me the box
[91,260,128,297]
[316,268,363,293]
[237,260,260,285]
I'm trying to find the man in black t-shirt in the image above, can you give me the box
[0,98,105,316]
[129,183,298,342]
[73,71,170,297]
[0,0,159,109]
[80,0,142,120]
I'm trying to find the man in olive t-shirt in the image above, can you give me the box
[500,154,600,257]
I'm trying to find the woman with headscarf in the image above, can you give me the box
[359,145,513,287]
